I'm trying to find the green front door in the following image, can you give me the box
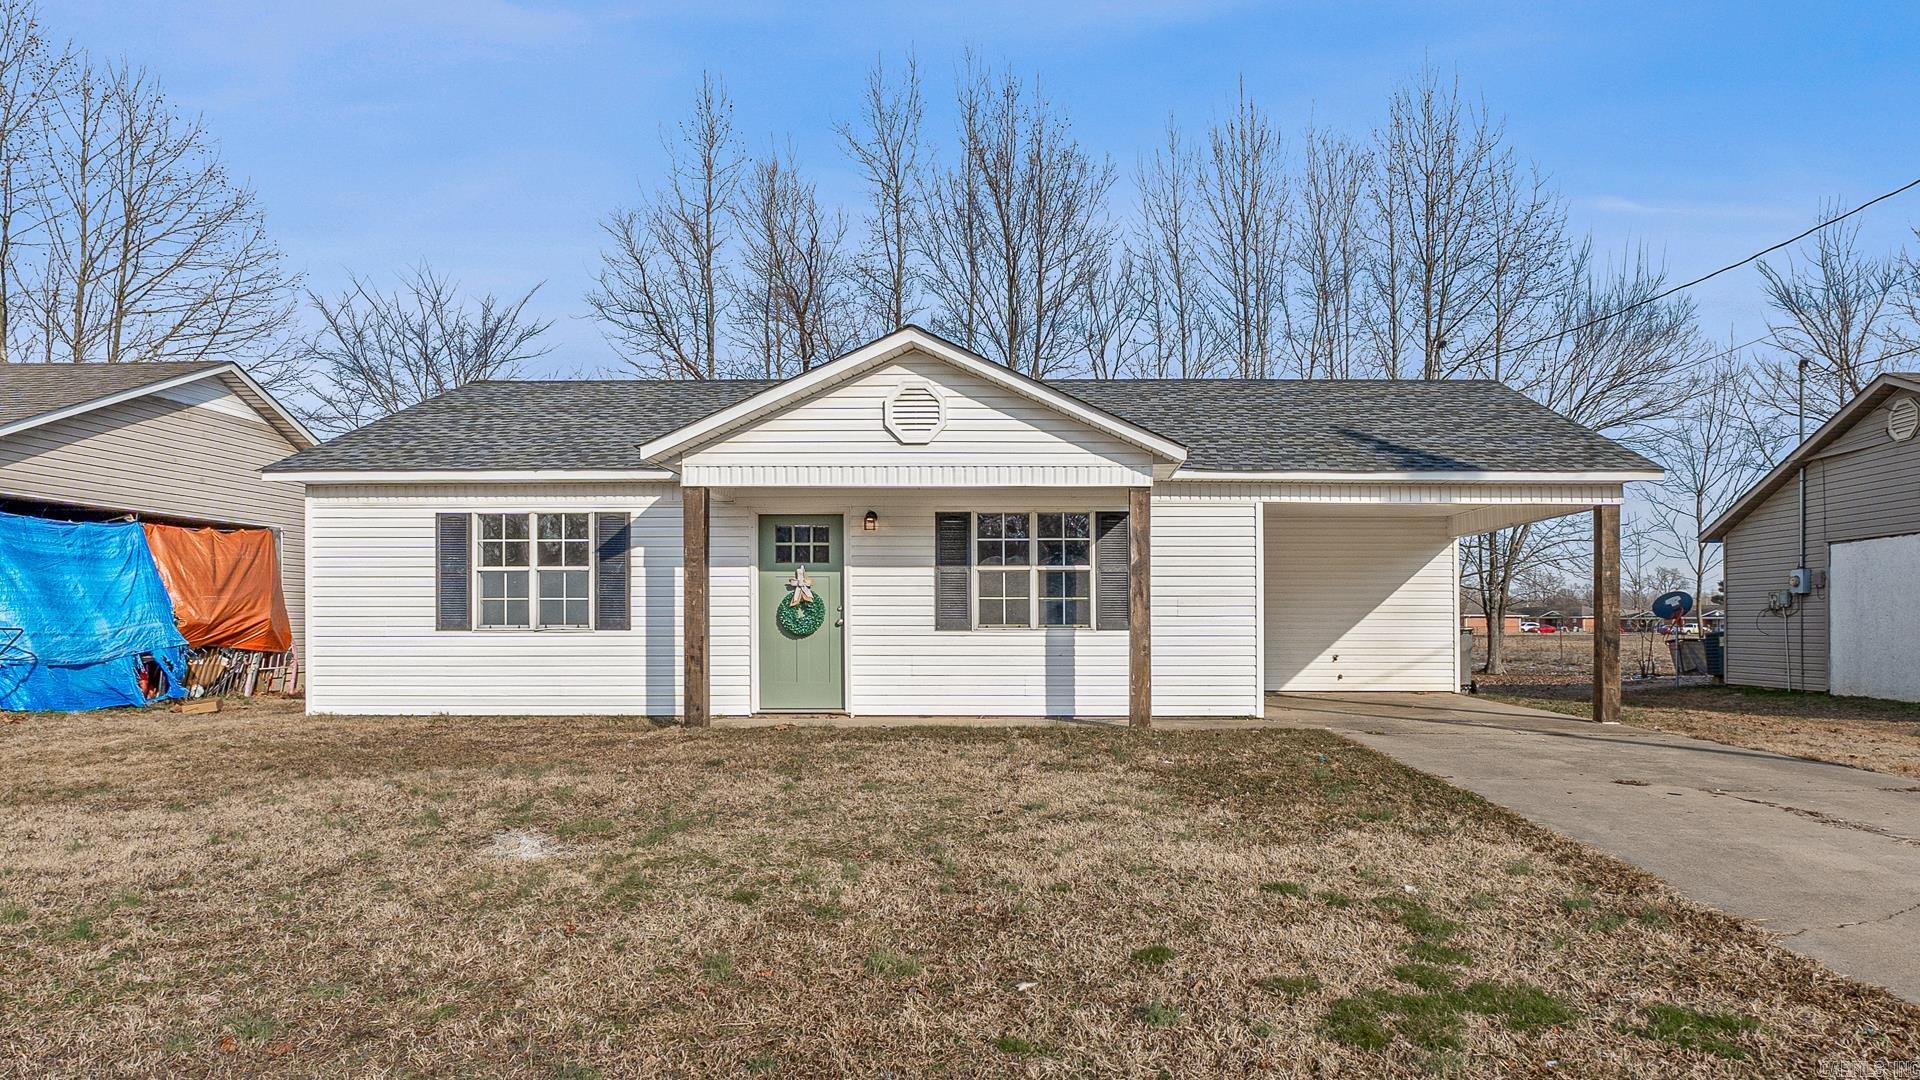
[758,515,844,711]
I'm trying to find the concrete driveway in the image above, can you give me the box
[1268,691,1920,1003]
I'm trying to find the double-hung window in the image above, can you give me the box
[476,512,590,629]
[970,511,1094,628]
[1036,512,1093,627]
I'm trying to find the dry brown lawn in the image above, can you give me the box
[1479,633,1920,779]
[3,697,1916,1078]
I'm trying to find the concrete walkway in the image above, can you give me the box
[1267,691,1920,1002]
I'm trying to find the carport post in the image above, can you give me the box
[683,486,711,728]
[1129,485,1152,729]
[1592,504,1621,724]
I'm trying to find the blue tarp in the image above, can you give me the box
[0,510,187,712]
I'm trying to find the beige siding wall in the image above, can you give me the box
[0,382,307,656]
[1723,394,1920,692]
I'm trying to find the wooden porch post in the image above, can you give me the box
[683,486,711,727]
[1129,485,1152,729]
[1592,504,1621,724]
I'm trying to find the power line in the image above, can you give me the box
[1462,175,1920,369]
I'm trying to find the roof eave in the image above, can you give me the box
[1168,467,1664,484]
[0,362,319,450]
[264,468,680,484]
[1701,372,1920,542]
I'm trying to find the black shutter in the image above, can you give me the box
[595,512,632,631]
[435,513,472,631]
[934,512,971,631]
[1095,511,1129,630]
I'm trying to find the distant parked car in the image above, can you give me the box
[1536,623,1558,634]
[1519,621,1540,633]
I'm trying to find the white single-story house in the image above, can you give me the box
[263,327,1660,724]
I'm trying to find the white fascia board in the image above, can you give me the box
[217,364,322,448]
[636,326,1190,464]
[1168,468,1665,484]
[264,469,679,485]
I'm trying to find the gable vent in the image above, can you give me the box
[1889,395,1919,442]
[884,382,946,444]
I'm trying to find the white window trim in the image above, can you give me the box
[966,510,1104,631]
[472,511,595,632]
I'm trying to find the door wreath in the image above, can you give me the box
[777,566,827,637]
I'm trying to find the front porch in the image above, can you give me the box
[674,483,1626,728]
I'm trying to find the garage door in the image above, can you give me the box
[1830,533,1920,702]
[1264,513,1458,691]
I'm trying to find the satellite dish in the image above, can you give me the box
[1652,591,1693,620]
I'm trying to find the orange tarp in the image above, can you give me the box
[142,523,292,653]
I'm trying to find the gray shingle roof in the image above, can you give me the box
[0,361,231,428]
[1055,379,1660,473]
[266,375,1658,475]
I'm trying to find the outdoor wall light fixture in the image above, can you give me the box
[863,510,879,531]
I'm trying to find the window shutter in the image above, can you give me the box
[934,512,971,631]
[1095,511,1129,630]
[435,513,472,631]
[594,512,632,631]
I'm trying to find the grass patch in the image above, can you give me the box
[699,953,736,983]
[1326,981,1575,1053]
[1257,974,1322,998]
[726,886,762,905]
[1135,1001,1181,1028]
[994,1035,1039,1055]
[865,948,923,978]
[1128,944,1175,967]
[1258,880,1307,897]
[227,1015,280,1041]
[1627,1004,1760,1060]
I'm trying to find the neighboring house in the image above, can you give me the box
[1704,372,1920,701]
[264,327,1660,721]
[0,362,317,659]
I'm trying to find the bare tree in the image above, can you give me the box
[1755,212,1908,447]
[1471,245,1703,673]
[837,53,922,335]
[1474,158,1568,384]
[1286,125,1371,377]
[1131,117,1219,377]
[589,72,742,378]
[921,61,1115,375]
[1074,245,1146,378]
[733,149,854,377]
[0,0,64,362]
[19,58,296,367]
[1647,347,1761,634]
[919,64,990,353]
[1367,67,1503,380]
[1198,79,1287,378]
[297,264,551,435]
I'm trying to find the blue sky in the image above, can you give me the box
[54,0,1920,376]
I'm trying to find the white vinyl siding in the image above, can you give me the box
[303,483,681,716]
[708,491,1260,717]
[1264,510,1458,691]
[681,352,1155,488]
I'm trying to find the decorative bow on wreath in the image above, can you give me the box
[777,566,827,637]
